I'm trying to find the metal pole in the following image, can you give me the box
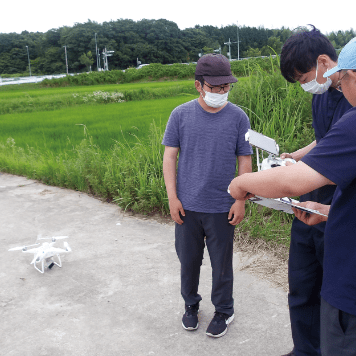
[224,38,232,61]
[237,22,240,60]
[95,33,99,71]
[228,39,231,61]
[26,46,31,76]
[63,46,68,75]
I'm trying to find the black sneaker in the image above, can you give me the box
[281,351,295,356]
[206,311,234,338]
[182,303,199,330]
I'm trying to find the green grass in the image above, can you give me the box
[0,67,316,247]
[0,80,194,97]
[0,80,196,115]
[0,95,195,154]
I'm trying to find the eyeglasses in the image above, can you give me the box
[203,82,233,93]
[336,71,348,92]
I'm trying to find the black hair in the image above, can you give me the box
[280,25,338,83]
[195,74,204,87]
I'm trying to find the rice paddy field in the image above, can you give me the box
[0,96,194,153]
[0,68,314,247]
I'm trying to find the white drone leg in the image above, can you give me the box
[53,254,62,268]
[256,147,261,172]
[34,260,45,273]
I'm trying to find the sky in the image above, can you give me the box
[1,0,355,35]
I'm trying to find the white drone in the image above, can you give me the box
[245,129,296,171]
[8,236,71,273]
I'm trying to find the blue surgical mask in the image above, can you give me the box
[301,61,332,95]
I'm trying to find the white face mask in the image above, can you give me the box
[202,90,229,108]
[301,61,332,95]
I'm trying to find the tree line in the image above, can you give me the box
[0,19,355,76]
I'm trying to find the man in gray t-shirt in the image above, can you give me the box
[162,54,252,338]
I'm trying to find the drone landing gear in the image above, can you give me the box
[34,255,62,273]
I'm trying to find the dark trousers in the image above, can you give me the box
[175,210,235,316]
[288,219,324,356]
[321,298,356,356]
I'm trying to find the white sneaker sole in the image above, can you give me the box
[182,322,199,331]
[206,314,234,338]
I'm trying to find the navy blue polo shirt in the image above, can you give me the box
[302,106,356,316]
[299,89,352,232]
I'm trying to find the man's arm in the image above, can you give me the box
[237,155,253,177]
[228,161,335,201]
[280,140,317,161]
[163,146,185,225]
[228,155,252,225]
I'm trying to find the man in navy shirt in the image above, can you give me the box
[278,26,352,356]
[228,37,356,356]
[162,54,252,338]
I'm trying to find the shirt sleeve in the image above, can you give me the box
[236,111,253,156]
[302,111,356,190]
[162,107,180,148]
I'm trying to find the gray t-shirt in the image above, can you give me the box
[162,99,253,213]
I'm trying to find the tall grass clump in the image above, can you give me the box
[230,56,280,77]
[37,58,279,88]
[40,63,197,88]
[0,122,169,214]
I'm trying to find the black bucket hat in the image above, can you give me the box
[195,53,238,85]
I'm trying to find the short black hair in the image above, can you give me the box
[280,25,338,83]
[195,74,204,87]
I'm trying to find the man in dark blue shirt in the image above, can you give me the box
[278,26,352,356]
[228,37,356,356]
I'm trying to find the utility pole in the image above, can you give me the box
[224,38,237,61]
[95,33,99,71]
[25,45,31,76]
[63,46,68,75]
[236,22,241,60]
[102,48,114,71]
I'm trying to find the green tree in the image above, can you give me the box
[79,51,94,71]
[243,47,262,58]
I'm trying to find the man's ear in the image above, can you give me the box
[317,54,333,68]
[195,80,202,92]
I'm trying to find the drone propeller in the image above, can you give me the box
[64,241,72,252]
[37,236,69,241]
[8,243,40,251]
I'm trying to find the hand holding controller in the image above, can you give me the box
[260,156,296,170]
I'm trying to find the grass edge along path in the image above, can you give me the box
[0,120,293,251]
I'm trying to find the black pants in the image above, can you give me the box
[175,210,235,316]
[288,219,324,356]
[321,298,356,356]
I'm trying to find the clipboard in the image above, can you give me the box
[248,196,328,216]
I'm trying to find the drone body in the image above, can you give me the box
[9,236,71,273]
[245,129,296,171]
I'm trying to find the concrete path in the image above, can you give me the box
[0,173,293,356]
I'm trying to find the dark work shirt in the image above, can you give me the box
[299,88,352,231]
[302,107,356,315]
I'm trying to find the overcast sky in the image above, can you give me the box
[2,0,355,35]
